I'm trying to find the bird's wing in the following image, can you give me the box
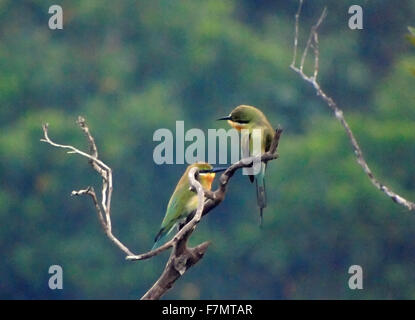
[264,124,275,152]
[241,131,250,158]
[161,191,184,232]
[241,132,255,183]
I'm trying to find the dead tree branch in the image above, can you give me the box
[41,118,134,256]
[41,117,283,300]
[290,0,415,211]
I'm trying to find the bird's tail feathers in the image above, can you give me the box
[152,224,176,251]
[259,207,264,228]
[256,171,267,227]
[152,228,165,251]
[256,178,267,208]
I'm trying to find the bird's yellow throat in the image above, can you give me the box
[199,172,216,190]
[227,120,246,131]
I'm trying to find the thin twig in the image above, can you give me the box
[290,0,415,211]
[291,0,303,69]
[41,122,134,256]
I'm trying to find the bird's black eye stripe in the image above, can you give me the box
[234,119,250,124]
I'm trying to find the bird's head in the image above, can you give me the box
[217,105,265,131]
[188,162,226,190]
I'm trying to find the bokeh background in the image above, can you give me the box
[1,0,415,299]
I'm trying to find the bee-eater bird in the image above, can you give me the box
[218,105,275,225]
[152,163,226,250]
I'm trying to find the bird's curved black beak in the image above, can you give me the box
[217,116,232,121]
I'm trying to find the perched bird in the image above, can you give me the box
[218,105,275,225]
[152,162,225,250]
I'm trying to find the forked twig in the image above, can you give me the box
[290,0,415,211]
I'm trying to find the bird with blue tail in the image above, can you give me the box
[152,162,226,250]
[218,105,275,226]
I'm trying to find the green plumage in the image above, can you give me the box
[222,105,275,225]
[152,163,214,250]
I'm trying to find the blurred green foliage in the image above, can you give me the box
[0,0,415,299]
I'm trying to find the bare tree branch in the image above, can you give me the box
[41,118,283,300]
[41,120,134,255]
[290,0,415,211]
